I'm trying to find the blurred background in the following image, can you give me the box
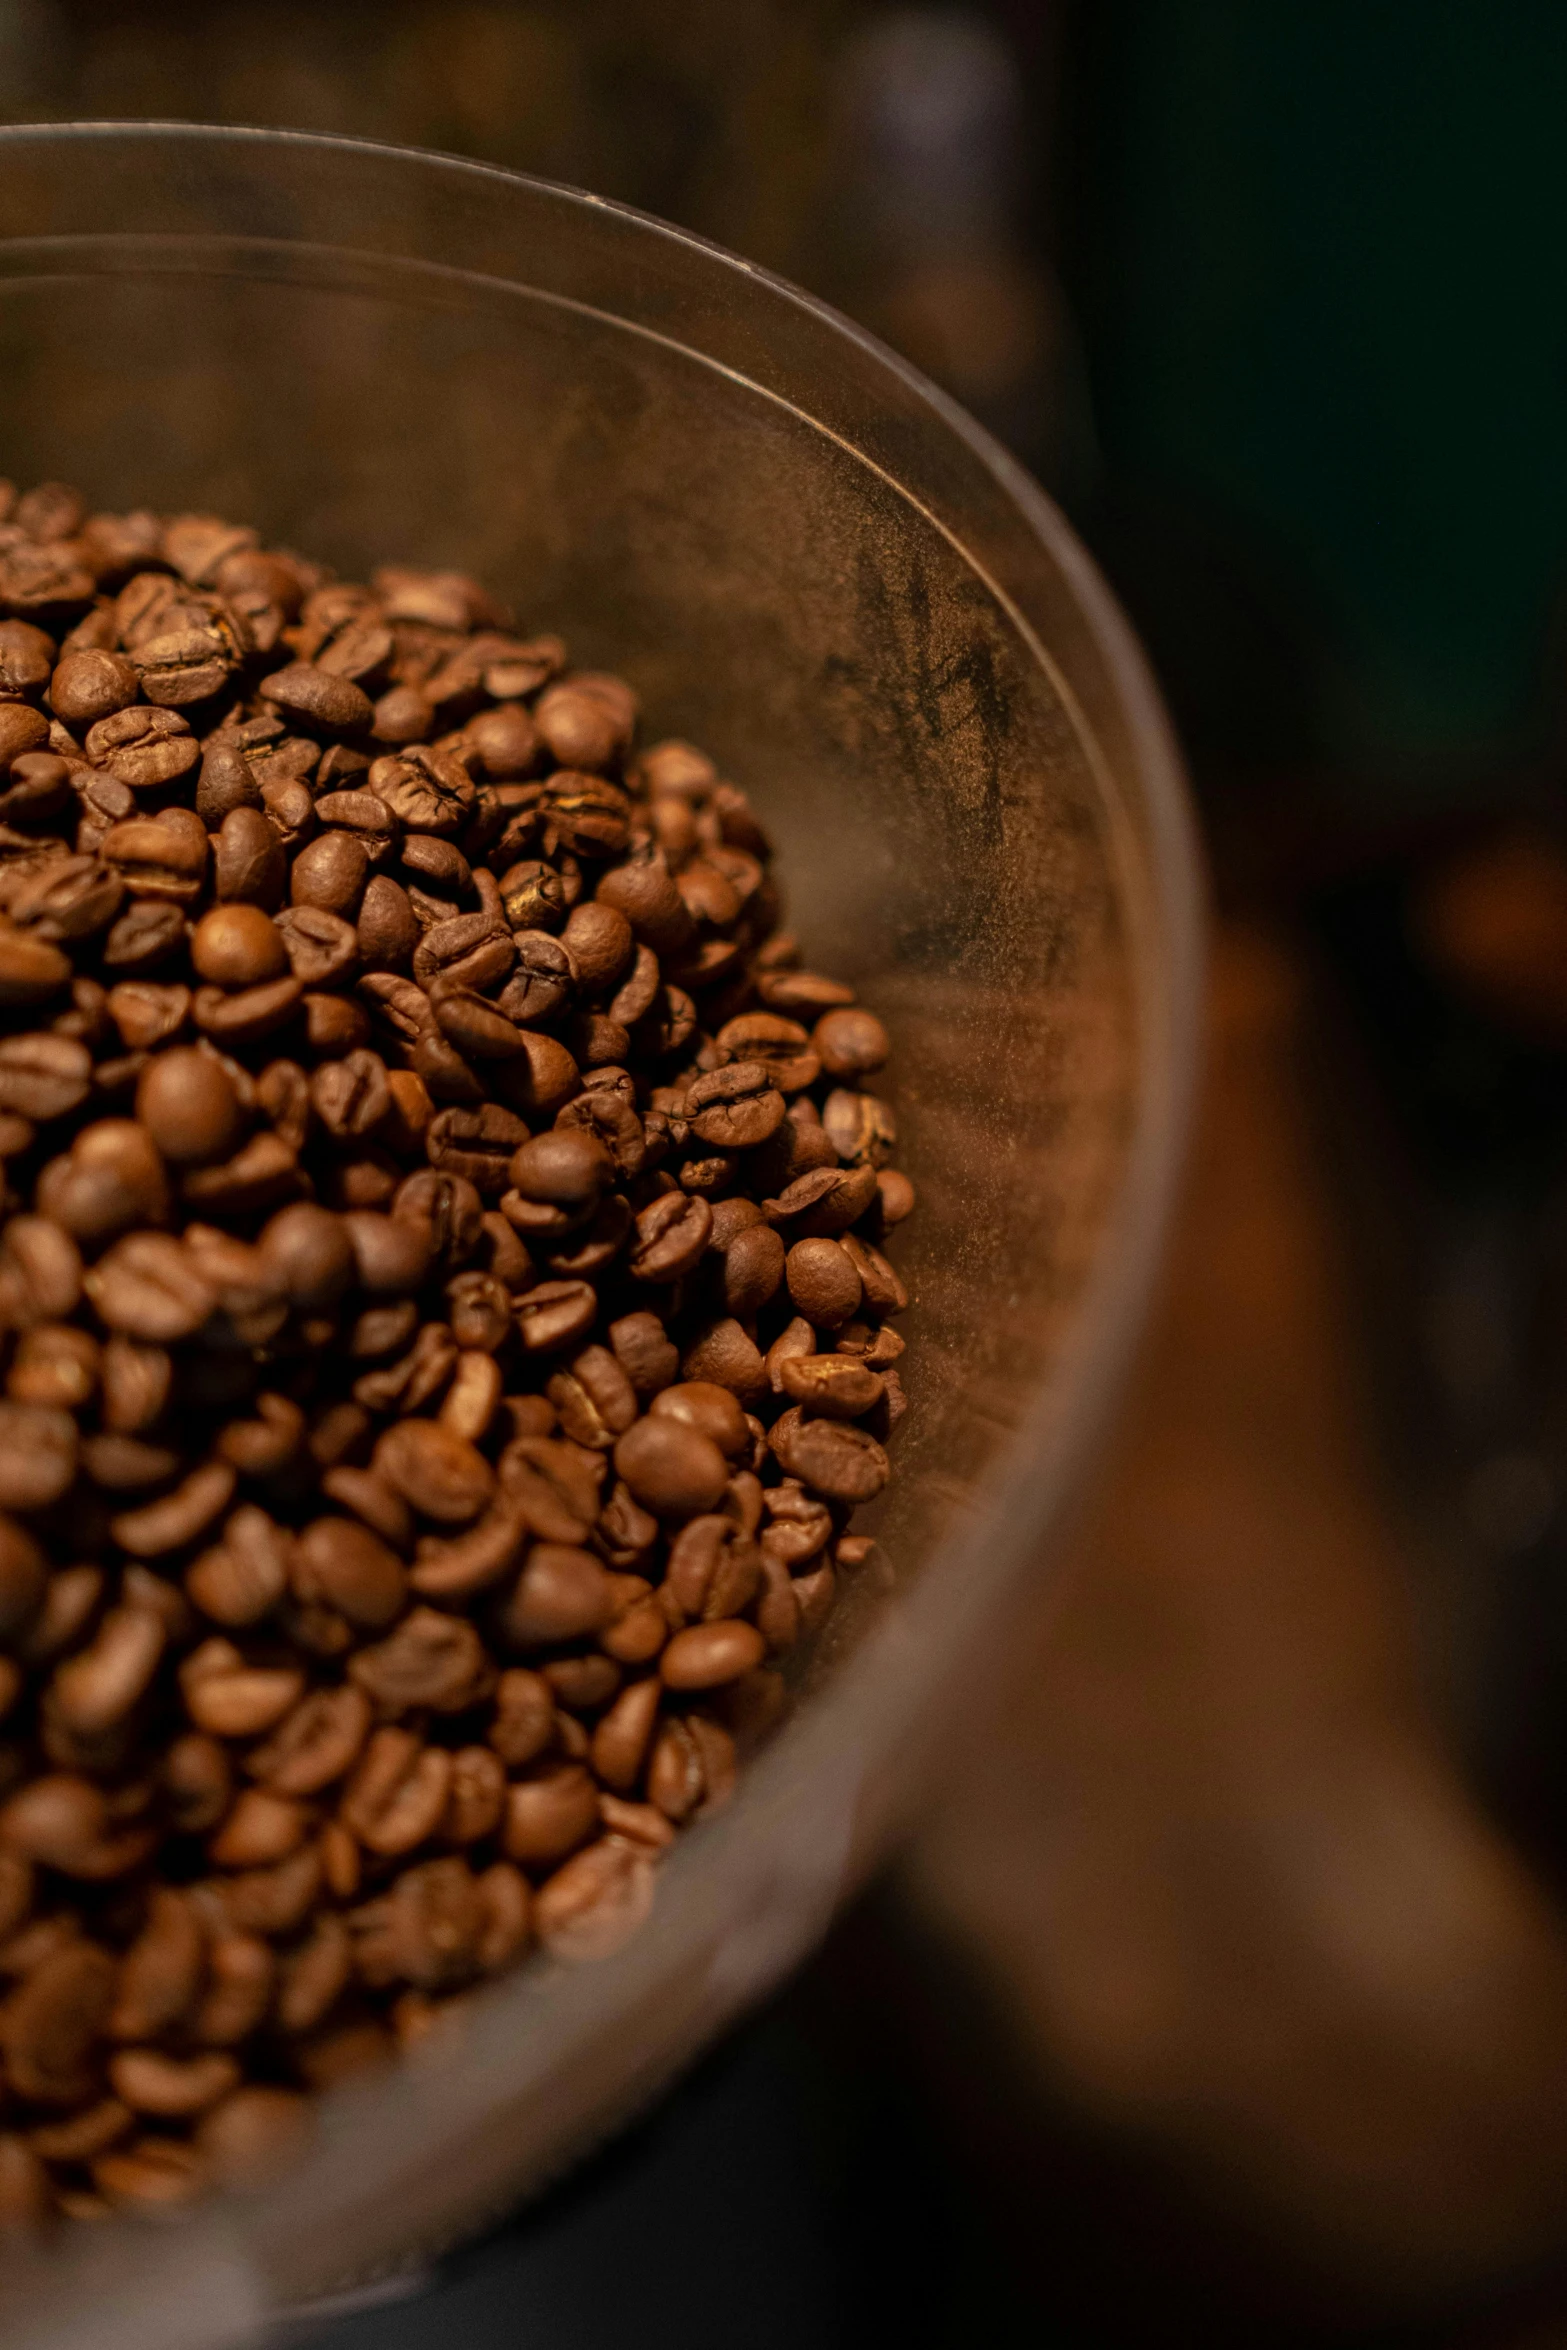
[14,4,1567,2343]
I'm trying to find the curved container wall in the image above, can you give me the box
[0,126,1202,2349]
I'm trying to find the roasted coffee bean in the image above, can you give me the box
[135,1046,241,1166]
[260,663,373,735]
[0,1402,78,1508]
[534,1836,656,1962]
[293,1518,405,1631]
[259,1202,354,1309]
[0,488,912,2203]
[348,1607,489,1715]
[0,1031,91,1122]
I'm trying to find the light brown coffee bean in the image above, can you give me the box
[0,1030,91,1120]
[109,2047,239,2118]
[613,1414,728,1519]
[660,1619,766,1691]
[293,1517,406,1630]
[0,1402,77,1509]
[502,1763,600,1869]
[180,1640,304,1739]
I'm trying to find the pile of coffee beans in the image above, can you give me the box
[0,482,912,2227]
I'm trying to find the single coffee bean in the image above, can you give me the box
[769,1408,890,1503]
[784,1236,862,1328]
[813,1006,890,1078]
[260,663,374,735]
[0,1030,91,1120]
[136,1046,241,1166]
[258,1202,354,1309]
[49,649,138,726]
[533,1836,656,1962]
[348,1607,490,1715]
[0,1402,79,1509]
[501,1763,600,1869]
[373,1421,494,1525]
[191,902,287,988]
[649,1380,750,1458]
[290,830,369,918]
[293,1518,405,1630]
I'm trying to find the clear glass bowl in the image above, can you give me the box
[0,124,1201,2345]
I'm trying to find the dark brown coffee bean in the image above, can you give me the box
[502,1544,616,1644]
[508,1128,607,1214]
[512,1278,598,1355]
[86,1231,214,1341]
[111,1459,235,1559]
[259,662,373,734]
[498,857,567,933]
[0,1212,82,1323]
[0,703,49,768]
[624,1190,708,1286]
[135,1046,240,1166]
[420,1103,526,1201]
[208,803,283,908]
[839,1232,909,1315]
[546,1345,637,1449]
[99,899,185,973]
[273,904,358,992]
[0,750,71,828]
[427,979,524,1062]
[85,704,197,792]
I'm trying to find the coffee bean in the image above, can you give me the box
[260,663,373,735]
[784,1236,862,1328]
[191,902,287,988]
[293,1518,405,1630]
[136,1046,240,1166]
[534,1835,656,1962]
[348,1607,489,1715]
[0,489,915,2202]
[0,1031,90,1120]
[0,1403,78,1508]
[502,1763,600,1869]
[812,1006,889,1077]
[259,1203,353,1309]
[373,1421,494,1525]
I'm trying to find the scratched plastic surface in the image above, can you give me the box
[0,126,1201,2349]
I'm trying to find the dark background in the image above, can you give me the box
[15,7,1567,2344]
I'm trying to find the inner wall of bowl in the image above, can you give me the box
[0,248,1135,1611]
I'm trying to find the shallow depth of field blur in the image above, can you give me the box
[12,6,1567,2346]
